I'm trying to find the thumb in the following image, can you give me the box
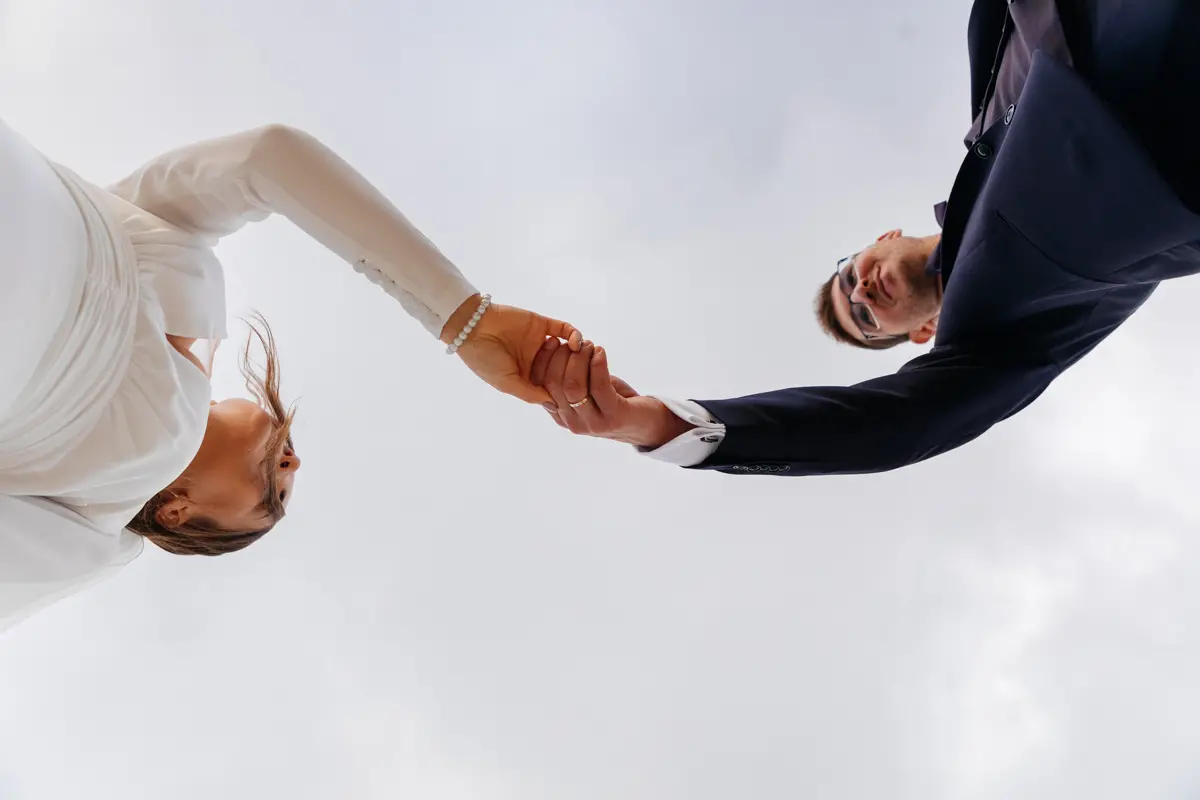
[610,376,638,398]
[538,314,583,352]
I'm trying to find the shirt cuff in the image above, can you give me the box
[425,276,480,340]
[635,396,726,467]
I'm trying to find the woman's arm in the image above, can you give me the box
[108,124,475,338]
[109,124,581,404]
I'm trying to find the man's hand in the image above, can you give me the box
[444,295,583,405]
[529,338,694,449]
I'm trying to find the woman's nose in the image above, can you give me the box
[279,449,301,474]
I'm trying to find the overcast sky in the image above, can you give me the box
[2,0,1200,798]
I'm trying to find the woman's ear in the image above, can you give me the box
[155,492,194,529]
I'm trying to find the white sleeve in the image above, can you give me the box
[107,124,477,338]
[0,495,142,635]
[635,396,726,467]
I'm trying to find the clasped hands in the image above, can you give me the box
[444,296,690,449]
[530,337,691,450]
[446,297,696,450]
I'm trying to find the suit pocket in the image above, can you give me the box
[994,209,1192,287]
[936,211,1106,345]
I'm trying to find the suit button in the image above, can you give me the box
[1004,104,1015,124]
[973,142,992,159]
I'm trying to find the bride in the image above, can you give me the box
[0,120,582,633]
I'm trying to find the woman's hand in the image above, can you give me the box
[444,296,582,404]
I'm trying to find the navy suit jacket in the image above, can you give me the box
[693,0,1200,476]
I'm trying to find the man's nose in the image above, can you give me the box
[854,276,876,303]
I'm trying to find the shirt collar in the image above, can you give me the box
[925,201,948,276]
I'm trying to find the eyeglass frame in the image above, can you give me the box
[831,254,907,343]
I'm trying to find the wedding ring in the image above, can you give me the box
[568,396,591,409]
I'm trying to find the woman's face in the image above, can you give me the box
[159,398,300,532]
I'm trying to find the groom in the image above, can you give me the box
[533,0,1200,476]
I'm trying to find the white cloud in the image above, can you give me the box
[3,1,1200,798]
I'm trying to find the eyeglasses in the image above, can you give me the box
[833,254,903,342]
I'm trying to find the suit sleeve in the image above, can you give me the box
[690,347,1060,476]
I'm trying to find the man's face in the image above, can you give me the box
[830,231,942,344]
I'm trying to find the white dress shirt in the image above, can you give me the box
[637,397,726,467]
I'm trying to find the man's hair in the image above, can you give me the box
[813,277,908,351]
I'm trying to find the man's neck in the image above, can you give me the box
[921,233,944,277]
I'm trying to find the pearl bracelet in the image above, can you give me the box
[445,294,492,355]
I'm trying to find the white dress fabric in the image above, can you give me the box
[0,120,476,633]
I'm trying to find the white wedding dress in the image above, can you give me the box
[0,120,477,633]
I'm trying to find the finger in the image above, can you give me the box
[565,344,607,433]
[610,375,638,398]
[541,339,575,409]
[562,342,594,405]
[529,336,559,388]
[541,316,583,352]
[543,405,566,429]
[589,346,623,416]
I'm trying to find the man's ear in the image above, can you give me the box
[155,492,194,529]
[908,316,938,345]
[876,228,903,242]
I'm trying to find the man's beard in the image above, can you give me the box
[904,267,943,318]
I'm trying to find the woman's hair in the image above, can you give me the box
[127,314,297,556]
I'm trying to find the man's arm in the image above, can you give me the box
[635,397,726,467]
[687,347,1058,475]
[535,342,1061,476]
